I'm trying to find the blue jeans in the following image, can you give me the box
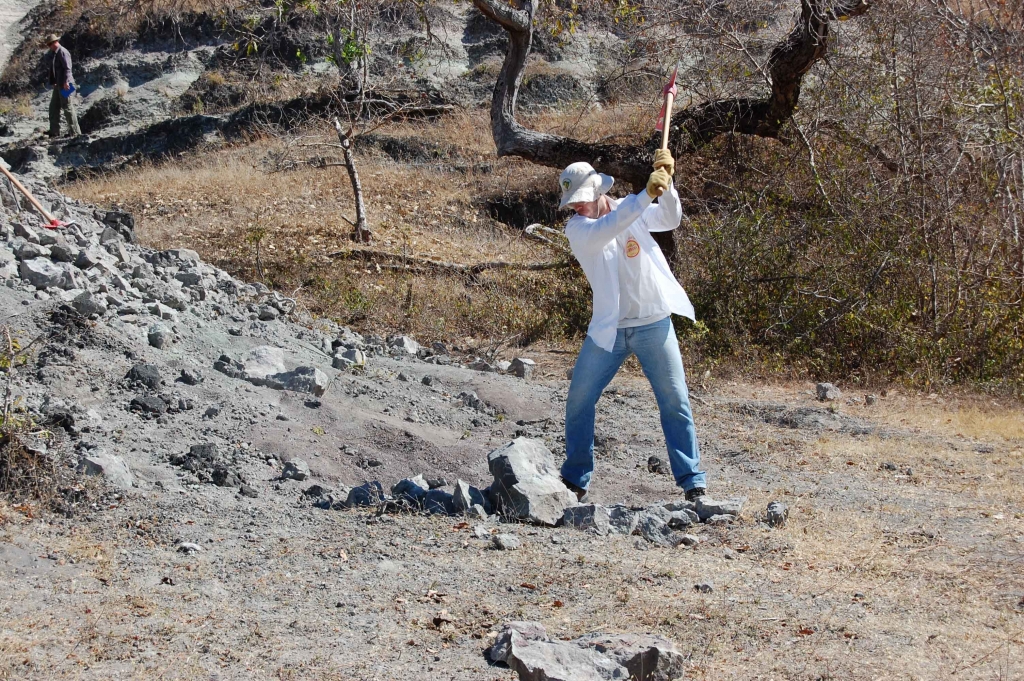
[562,317,705,492]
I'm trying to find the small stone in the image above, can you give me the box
[706,514,736,525]
[387,335,420,354]
[392,475,430,503]
[509,357,535,379]
[258,305,279,321]
[423,489,454,514]
[14,241,49,261]
[303,484,332,497]
[99,227,122,244]
[346,481,385,507]
[678,534,700,546]
[126,364,161,390]
[694,582,714,593]
[723,548,737,560]
[694,496,746,521]
[563,504,611,536]
[492,533,521,551]
[177,542,202,554]
[77,452,134,490]
[179,368,204,385]
[421,375,435,386]
[275,413,289,421]
[49,243,78,263]
[472,525,491,540]
[13,222,40,243]
[174,271,202,286]
[72,291,107,316]
[865,394,877,406]
[239,485,258,498]
[816,382,842,401]
[765,501,788,527]
[426,477,448,489]
[147,321,168,348]
[397,372,410,382]
[282,459,310,481]
[647,456,665,475]
[203,406,220,418]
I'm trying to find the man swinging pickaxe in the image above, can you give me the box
[554,65,707,502]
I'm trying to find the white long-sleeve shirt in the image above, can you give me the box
[564,185,695,351]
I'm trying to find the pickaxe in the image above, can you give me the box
[0,164,77,230]
[655,64,679,151]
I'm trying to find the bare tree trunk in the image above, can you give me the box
[333,117,370,244]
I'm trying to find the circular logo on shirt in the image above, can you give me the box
[625,237,640,258]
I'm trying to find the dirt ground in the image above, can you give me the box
[2,361,1022,679]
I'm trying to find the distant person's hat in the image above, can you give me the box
[558,162,614,208]
[44,34,60,46]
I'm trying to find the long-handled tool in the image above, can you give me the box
[655,64,679,150]
[0,164,76,230]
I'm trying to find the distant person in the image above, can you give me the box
[44,33,81,139]
[557,150,707,502]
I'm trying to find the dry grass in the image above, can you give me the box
[66,122,591,346]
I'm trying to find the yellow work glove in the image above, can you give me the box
[646,167,671,199]
[653,149,674,176]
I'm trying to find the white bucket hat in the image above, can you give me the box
[558,162,614,208]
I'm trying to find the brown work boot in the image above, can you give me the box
[684,487,706,502]
[560,477,589,503]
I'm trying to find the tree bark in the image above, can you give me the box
[333,117,370,243]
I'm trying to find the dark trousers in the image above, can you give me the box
[49,88,81,137]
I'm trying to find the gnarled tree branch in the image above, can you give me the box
[472,0,875,186]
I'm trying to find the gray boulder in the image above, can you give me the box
[282,459,310,481]
[694,496,746,522]
[488,438,577,526]
[77,453,134,490]
[19,258,76,289]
